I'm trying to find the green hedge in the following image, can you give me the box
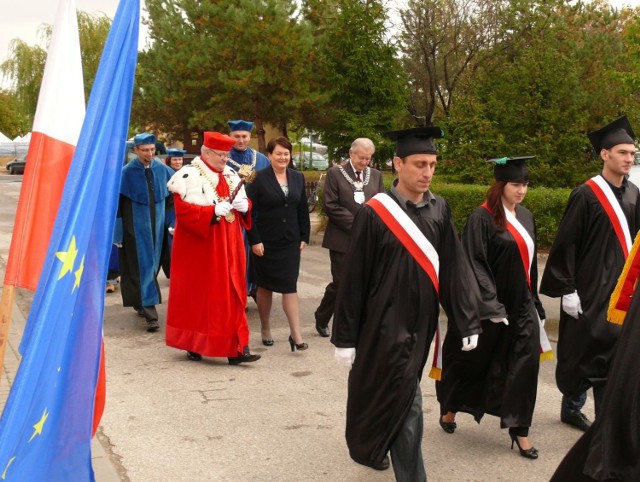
[307,170,572,249]
[431,183,571,249]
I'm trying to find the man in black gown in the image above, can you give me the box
[551,228,640,481]
[331,126,482,481]
[540,116,640,431]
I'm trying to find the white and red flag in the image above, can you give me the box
[4,0,85,291]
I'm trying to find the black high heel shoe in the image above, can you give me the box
[510,434,539,459]
[262,338,274,346]
[439,416,457,434]
[288,335,308,352]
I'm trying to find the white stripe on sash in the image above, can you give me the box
[591,175,632,253]
[504,207,534,272]
[373,193,440,279]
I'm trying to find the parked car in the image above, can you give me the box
[628,151,640,186]
[6,156,26,175]
[292,151,329,170]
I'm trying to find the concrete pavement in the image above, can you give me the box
[0,175,591,481]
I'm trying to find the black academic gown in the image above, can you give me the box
[437,205,545,428]
[331,191,482,469]
[540,177,640,398]
[551,282,640,482]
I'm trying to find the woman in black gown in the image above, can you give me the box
[436,156,546,459]
[246,137,310,351]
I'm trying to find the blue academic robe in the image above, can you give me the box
[114,158,175,307]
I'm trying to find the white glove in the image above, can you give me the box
[232,196,249,214]
[562,290,583,319]
[334,347,356,368]
[461,334,479,352]
[168,227,175,235]
[214,202,233,217]
[114,243,122,248]
[490,317,509,326]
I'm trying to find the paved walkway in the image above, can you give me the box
[0,194,580,481]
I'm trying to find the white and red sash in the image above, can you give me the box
[482,203,554,361]
[366,193,446,379]
[367,193,440,293]
[585,175,632,258]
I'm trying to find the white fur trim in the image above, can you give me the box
[167,157,244,206]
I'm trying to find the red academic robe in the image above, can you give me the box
[165,194,251,357]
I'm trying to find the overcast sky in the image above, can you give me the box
[1,0,639,73]
[0,0,148,63]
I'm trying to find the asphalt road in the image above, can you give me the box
[0,173,591,481]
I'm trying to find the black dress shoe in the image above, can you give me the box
[371,455,390,471]
[439,416,457,434]
[146,319,159,332]
[228,353,261,365]
[561,411,591,432]
[186,351,202,361]
[315,323,330,337]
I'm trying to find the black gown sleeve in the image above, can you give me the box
[461,209,507,321]
[438,203,483,338]
[331,207,379,347]
[539,188,585,297]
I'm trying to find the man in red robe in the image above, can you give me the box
[165,131,261,365]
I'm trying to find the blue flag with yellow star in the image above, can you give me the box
[0,0,139,479]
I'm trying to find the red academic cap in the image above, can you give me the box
[203,131,235,151]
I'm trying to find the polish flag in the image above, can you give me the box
[4,0,85,291]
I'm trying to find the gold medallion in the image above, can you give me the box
[225,211,236,223]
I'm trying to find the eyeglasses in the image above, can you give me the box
[206,148,228,160]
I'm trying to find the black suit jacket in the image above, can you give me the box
[322,163,385,252]
[246,165,310,245]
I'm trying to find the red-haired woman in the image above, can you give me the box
[436,156,547,459]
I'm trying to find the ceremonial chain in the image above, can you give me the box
[227,149,257,171]
[338,165,370,191]
[191,160,239,204]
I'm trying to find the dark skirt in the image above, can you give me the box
[252,241,300,293]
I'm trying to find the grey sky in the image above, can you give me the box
[1,0,148,64]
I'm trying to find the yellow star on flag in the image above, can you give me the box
[56,236,78,280]
[73,256,85,292]
[1,456,16,480]
[28,408,49,443]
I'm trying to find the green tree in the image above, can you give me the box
[398,0,511,125]
[135,0,315,151]
[441,0,639,187]
[0,40,47,126]
[305,0,408,163]
[0,90,29,137]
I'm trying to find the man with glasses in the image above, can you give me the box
[165,131,261,365]
[314,138,385,337]
[115,132,175,332]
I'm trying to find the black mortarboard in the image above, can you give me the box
[487,156,534,182]
[587,116,636,152]
[384,126,444,158]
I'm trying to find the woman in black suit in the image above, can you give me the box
[246,136,310,352]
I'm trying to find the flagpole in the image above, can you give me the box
[0,284,17,380]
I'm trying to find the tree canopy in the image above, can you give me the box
[134,0,315,150]
[2,0,639,187]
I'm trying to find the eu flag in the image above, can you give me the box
[0,0,139,479]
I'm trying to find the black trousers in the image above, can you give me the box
[314,250,345,328]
